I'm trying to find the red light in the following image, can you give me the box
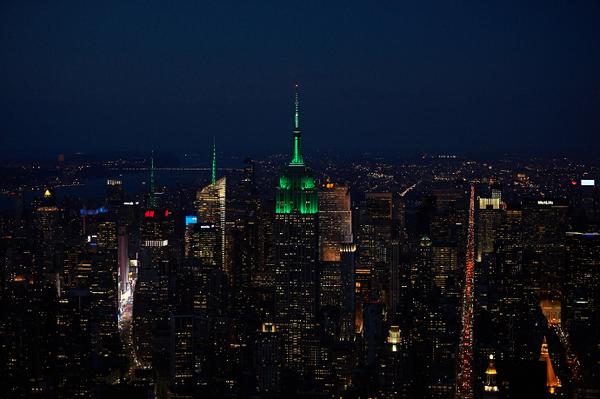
[571,180,577,186]
[164,210,170,217]
[144,210,155,218]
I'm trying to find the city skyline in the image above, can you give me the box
[1,3,599,399]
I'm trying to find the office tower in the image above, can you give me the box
[274,86,320,378]
[195,141,226,274]
[564,231,600,385]
[106,178,124,204]
[56,287,93,398]
[432,243,458,298]
[225,156,262,311]
[320,260,341,308]
[412,235,434,305]
[357,192,393,272]
[170,314,195,397]
[429,186,467,245]
[388,239,410,326]
[1,271,56,398]
[319,183,352,262]
[521,198,568,293]
[476,195,502,262]
[339,243,357,341]
[255,322,281,393]
[379,325,411,399]
[482,355,499,398]
[355,192,394,332]
[571,177,599,231]
[186,222,221,268]
[363,301,384,366]
[492,208,524,361]
[85,211,121,366]
[33,189,64,279]
[133,206,175,366]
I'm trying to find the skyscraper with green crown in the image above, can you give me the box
[274,86,320,378]
[275,86,318,215]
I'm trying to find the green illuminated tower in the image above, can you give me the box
[274,86,320,378]
[275,85,318,214]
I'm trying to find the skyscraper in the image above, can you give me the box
[195,141,226,273]
[274,86,320,378]
[318,183,352,262]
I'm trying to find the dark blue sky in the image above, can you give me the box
[1,1,599,158]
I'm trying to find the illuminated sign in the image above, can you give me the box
[142,239,168,247]
[144,210,155,218]
[537,200,554,205]
[581,179,595,186]
[79,207,108,216]
[185,215,198,225]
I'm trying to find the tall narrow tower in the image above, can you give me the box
[148,151,158,208]
[274,85,320,377]
[483,355,499,398]
[194,141,226,272]
[211,136,217,185]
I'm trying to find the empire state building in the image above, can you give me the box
[274,86,320,377]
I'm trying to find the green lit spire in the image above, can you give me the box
[148,151,158,208]
[211,136,217,185]
[290,84,304,166]
[276,85,318,214]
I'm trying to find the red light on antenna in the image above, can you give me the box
[144,210,155,218]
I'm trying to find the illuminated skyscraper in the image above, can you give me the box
[339,243,357,341]
[319,183,352,262]
[274,86,320,377]
[476,195,502,262]
[34,189,63,279]
[482,355,499,398]
[255,322,281,393]
[106,178,124,205]
[379,325,411,399]
[195,141,226,273]
[133,207,175,366]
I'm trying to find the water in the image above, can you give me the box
[0,170,210,210]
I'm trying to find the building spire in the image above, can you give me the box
[211,136,217,185]
[294,84,300,130]
[148,150,158,208]
[290,84,304,166]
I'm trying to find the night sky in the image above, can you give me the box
[1,1,599,158]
